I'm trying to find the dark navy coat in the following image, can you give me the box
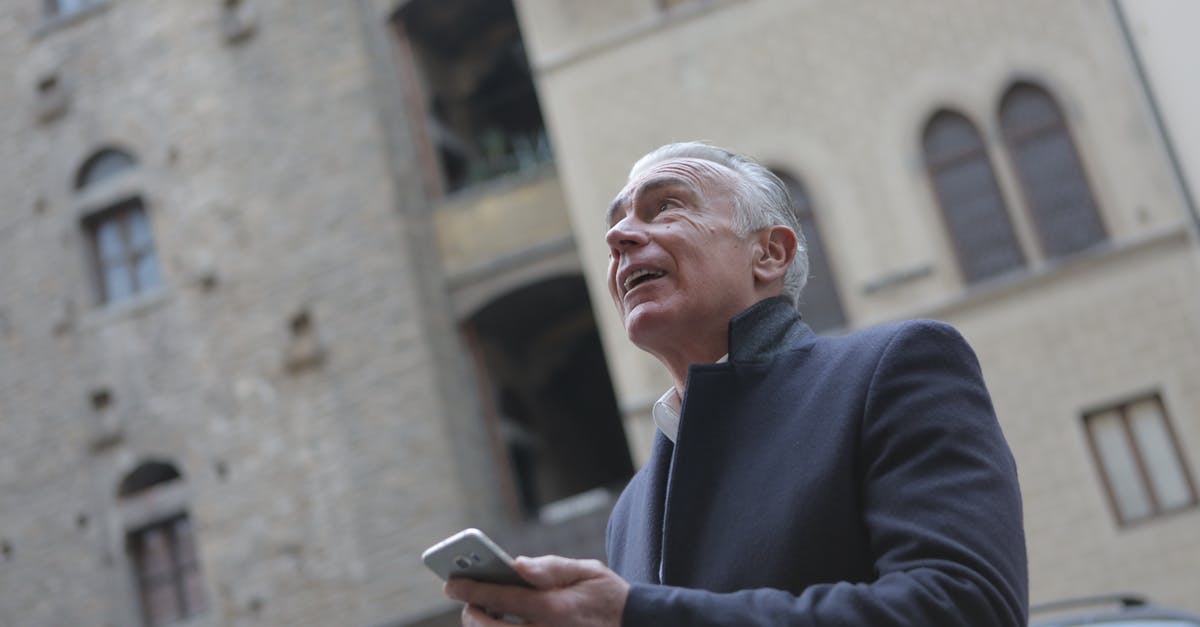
[607,297,1027,626]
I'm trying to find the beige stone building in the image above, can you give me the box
[516,0,1200,613]
[0,0,1196,626]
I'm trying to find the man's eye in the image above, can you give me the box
[657,202,671,213]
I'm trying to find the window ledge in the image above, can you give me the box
[439,160,559,206]
[119,479,190,530]
[74,171,148,218]
[1115,502,1200,531]
[32,0,110,39]
[865,223,1193,326]
[80,287,171,330]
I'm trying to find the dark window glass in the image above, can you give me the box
[84,199,162,304]
[923,110,1026,284]
[128,516,206,627]
[1000,83,1106,258]
[775,171,846,332]
[46,0,95,17]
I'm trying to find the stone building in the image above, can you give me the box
[0,1,1196,626]
[515,0,1200,612]
[0,0,620,625]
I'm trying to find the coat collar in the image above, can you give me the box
[725,296,814,363]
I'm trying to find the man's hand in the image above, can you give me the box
[444,555,629,627]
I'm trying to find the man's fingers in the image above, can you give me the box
[514,555,607,588]
[461,603,519,627]
[445,578,539,618]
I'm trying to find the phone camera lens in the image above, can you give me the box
[454,556,471,569]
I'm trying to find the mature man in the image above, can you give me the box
[446,142,1028,626]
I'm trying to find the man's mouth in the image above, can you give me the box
[624,268,666,293]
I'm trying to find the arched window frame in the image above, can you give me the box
[73,146,164,306]
[922,109,1027,284]
[76,148,137,191]
[116,460,207,627]
[998,81,1107,259]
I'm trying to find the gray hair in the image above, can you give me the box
[626,141,809,307]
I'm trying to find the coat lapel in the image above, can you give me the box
[627,432,674,584]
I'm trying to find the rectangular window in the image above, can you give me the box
[45,0,96,17]
[128,516,205,627]
[84,199,163,304]
[1084,394,1197,525]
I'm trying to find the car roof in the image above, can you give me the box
[1030,595,1200,627]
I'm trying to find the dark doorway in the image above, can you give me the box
[467,276,633,520]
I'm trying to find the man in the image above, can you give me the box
[446,142,1028,626]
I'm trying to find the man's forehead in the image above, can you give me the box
[607,158,736,222]
[626,158,735,193]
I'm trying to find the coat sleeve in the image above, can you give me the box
[620,320,1028,626]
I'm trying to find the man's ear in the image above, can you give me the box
[752,225,797,287]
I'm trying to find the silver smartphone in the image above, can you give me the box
[421,528,532,588]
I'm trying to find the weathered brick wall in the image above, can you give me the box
[0,1,499,624]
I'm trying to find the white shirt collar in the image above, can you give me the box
[651,354,727,443]
[651,387,683,443]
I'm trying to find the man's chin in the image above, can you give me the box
[622,304,672,348]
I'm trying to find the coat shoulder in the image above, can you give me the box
[815,318,969,354]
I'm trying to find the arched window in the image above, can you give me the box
[118,461,206,627]
[75,148,163,304]
[923,110,1026,284]
[999,82,1106,258]
[76,148,136,190]
[773,170,845,332]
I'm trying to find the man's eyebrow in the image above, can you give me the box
[605,195,626,229]
[605,175,695,227]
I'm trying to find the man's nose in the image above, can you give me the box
[606,215,648,251]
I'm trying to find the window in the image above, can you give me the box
[923,110,1026,284]
[45,0,98,18]
[1000,82,1106,259]
[1084,394,1197,525]
[774,170,846,332]
[128,517,206,627]
[76,148,164,305]
[119,461,207,627]
[84,200,163,303]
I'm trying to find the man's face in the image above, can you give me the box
[605,158,762,357]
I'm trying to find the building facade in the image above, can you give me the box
[0,0,1197,626]
[515,0,1200,612]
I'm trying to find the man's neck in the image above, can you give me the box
[659,343,726,397]
[660,295,804,393]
